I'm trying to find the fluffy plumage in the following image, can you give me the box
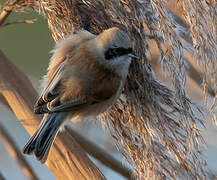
[23,27,134,163]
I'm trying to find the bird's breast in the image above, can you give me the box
[58,44,126,120]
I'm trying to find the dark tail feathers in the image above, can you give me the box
[23,113,66,163]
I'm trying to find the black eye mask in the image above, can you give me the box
[105,47,133,60]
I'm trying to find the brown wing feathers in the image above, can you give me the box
[34,92,60,114]
[34,43,122,115]
[34,62,65,114]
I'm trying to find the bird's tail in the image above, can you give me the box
[23,112,67,163]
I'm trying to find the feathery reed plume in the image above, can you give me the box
[33,0,217,178]
[181,0,217,123]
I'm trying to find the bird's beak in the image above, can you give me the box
[128,52,139,59]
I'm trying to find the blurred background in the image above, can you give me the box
[0,2,217,180]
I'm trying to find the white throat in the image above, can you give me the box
[105,56,131,78]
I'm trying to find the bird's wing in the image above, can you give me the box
[34,61,93,114]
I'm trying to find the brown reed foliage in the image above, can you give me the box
[1,0,217,179]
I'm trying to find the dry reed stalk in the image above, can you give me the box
[0,50,105,180]
[0,124,39,180]
[65,124,134,179]
[34,0,217,179]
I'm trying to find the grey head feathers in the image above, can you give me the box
[96,27,131,50]
[87,28,133,79]
[88,27,132,61]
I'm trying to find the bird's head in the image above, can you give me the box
[89,27,137,77]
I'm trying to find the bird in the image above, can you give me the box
[22,27,137,163]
